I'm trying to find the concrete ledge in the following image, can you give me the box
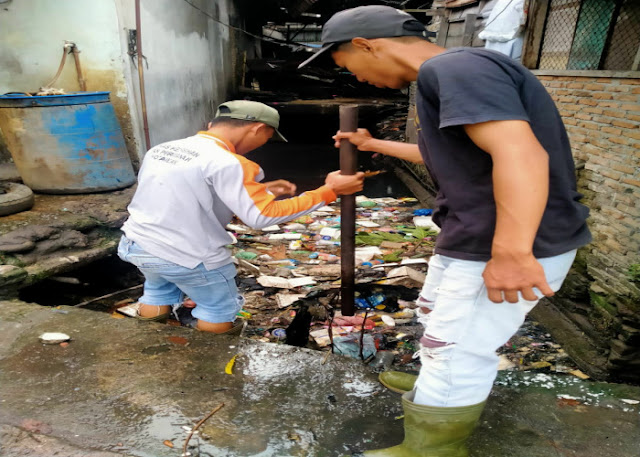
[0,187,134,296]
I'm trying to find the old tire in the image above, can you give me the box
[0,182,34,216]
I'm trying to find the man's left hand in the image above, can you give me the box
[264,179,297,197]
[482,252,554,303]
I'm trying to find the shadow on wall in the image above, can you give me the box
[0,131,11,163]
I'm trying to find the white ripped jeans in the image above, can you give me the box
[413,250,577,407]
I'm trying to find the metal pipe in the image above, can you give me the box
[43,45,69,89]
[135,0,151,150]
[339,104,358,317]
[71,44,87,91]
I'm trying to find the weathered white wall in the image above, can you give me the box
[0,0,139,163]
[0,0,241,163]
[0,0,124,93]
[115,0,238,148]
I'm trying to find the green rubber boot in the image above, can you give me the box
[378,372,418,394]
[362,391,485,457]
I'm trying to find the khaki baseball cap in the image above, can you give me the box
[298,5,427,69]
[215,100,287,142]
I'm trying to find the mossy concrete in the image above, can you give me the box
[0,187,134,297]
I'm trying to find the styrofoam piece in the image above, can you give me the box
[261,225,281,232]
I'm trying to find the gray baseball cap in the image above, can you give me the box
[298,5,427,69]
[215,100,287,142]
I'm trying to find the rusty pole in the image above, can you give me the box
[339,104,358,316]
[135,0,151,151]
[71,44,87,92]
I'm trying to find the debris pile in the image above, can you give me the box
[498,319,589,378]
[224,196,435,370]
[111,195,586,377]
[222,194,587,377]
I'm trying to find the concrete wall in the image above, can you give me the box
[0,0,138,164]
[114,0,239,149]
[0,0,243,166]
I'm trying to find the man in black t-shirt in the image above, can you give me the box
[300,5,591,457]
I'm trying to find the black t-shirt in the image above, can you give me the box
[416,47,591,261]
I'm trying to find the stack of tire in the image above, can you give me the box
[0,182,34,216]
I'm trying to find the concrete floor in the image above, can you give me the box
[0,300,638,457]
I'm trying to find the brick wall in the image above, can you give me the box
[538,75,640,382]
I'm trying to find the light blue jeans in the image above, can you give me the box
[117,236,243,324]
[413,250,577,407]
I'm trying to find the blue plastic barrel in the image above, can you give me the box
[0,92,136,194]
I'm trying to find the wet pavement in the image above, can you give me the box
[1,300,638,457]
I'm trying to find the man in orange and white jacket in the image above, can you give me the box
[119,100,364,333]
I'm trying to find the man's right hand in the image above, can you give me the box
[333,129,375,151]
[325,171,365,195]
[333,129,424,163]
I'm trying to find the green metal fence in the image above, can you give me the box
[539,0,640,71]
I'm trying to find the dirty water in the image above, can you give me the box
[0,302,404,456]
[248,142,411,198]
[1,297,640,457]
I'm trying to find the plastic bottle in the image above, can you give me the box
[413,208,433,216]
[318,253,339,261]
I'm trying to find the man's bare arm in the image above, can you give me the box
[464,120,554,304]
[334,129,423,163]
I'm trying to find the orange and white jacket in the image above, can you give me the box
[122,132,337,270]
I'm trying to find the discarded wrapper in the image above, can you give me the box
[257,275,316,289]
[275,293,305,308]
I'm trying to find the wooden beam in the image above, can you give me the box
[437,9,451,47]
[445,0,479,7]
[462,13,478,47]
[531,69,640,78]
[522,0,551,69]
[402,9,443,15]
[632,43,640,71]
